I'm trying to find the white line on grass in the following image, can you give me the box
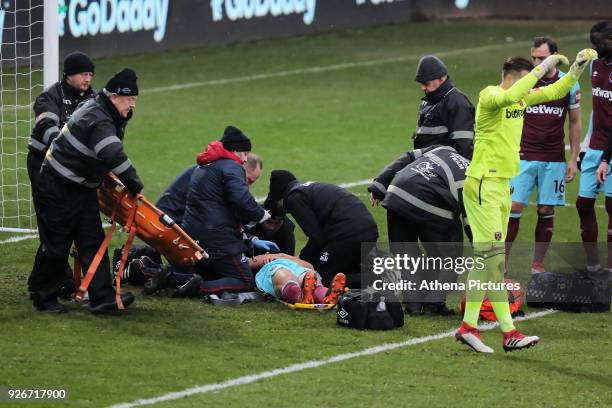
[1,33,588,113]
[0,234,38,244]
[144,34,586,94]
[108,309,556,408]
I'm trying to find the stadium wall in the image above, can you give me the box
[1,0,611,66]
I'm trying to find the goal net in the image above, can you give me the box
[0,0,56,233]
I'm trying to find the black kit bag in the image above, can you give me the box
[526,271,611,313]
[336,289,404,330]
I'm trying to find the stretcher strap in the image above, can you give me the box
[74,192,123,301]
[114,196,139,309]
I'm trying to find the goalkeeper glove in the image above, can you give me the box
[569,48,598,79]
[532,54,569,79]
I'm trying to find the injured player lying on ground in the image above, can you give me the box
[116,253,346,304]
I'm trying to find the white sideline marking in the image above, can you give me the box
[253,178,372,202]
[0,234,37,244]
[1,33,587,112]
[144,34,585,94]
[108,309,556,408]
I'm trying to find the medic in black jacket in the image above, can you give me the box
[412,55,475,160]
[268,170,378,286]
[368,144,471,316]
[27,52,95,187]
[29,68,142,314]
[26,52,96,299]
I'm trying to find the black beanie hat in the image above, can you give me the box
[221,126,252,152]
[105,68,139,96]
[63,52,95,76]
[269,170,297,199]
[415,55,448,83]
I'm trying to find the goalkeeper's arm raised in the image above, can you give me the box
[479,53,569,109]
[525,49,597,107]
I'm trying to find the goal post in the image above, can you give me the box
[0,0,57,233]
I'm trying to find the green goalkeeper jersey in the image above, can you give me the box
[466,70,578,179]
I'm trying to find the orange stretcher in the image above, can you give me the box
[73,173,207,307]
[97,173,208,266]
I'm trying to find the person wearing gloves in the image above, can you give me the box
[141,126,272,297]
[267,170,378,287]
[29,68,143,314]
[455,49,597,353]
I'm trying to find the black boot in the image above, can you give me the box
[171,275,204,298]
[422,302,455,316]
[88,292,135,314]
[404,302,422,316]
[32,293,68,314]
[142,266,171,295]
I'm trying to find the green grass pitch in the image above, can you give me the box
[0,20,611,407]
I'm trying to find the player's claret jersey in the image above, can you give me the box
[588,58,612,150]
[466,85,527,179]
[521,70,580,162]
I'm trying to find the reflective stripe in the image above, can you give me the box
[94,136,121,154]
[430,155,460,201]
[63,128,98,159]
[112,159,132,175]
[387,185,454,220]
[450,130,474,140]
[569,103,580,110]
[35,111,60,125]
[415,125,448,135]
[42,126,60,145]
[371,181,387,195]
[422,145,454,158]
[412,149,423,159]
[28,137,47,152]
[46,151,100,188]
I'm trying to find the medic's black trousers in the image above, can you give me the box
[387,208,463,303]
[28,170,114,305]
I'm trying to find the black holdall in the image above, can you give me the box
[336,289,404,330]
[526,271,611,313]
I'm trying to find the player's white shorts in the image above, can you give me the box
[510,160,566,206]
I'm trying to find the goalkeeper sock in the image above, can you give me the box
[463,254,488,327]
[485,252,516,332]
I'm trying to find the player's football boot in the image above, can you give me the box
[455,321,494,353]
[323,273,346,304]
[301,271,316,304]
[115,256,161,286]
[530,260,546,274]
[502,329,539,352]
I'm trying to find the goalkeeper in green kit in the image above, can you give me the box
[455,48,597,353]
